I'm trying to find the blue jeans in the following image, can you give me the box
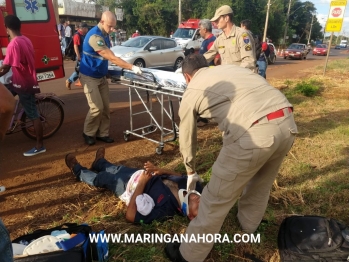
[257,60,267,78]
[0,218,13,262]
[72,159,138,196]
[68,61,80,83]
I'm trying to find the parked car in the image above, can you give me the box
[110,36,185,70]
[312,44,327,56]
[267,43,276,64]
[335,45,341,49]
[284,43,308,60]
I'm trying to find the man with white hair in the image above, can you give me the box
[79,11,142,146]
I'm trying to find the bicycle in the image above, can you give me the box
[6,93,65,140]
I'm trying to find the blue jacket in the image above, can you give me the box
[79,25,110,78]
[134,175,203,224]
[199,34,216,66]
[199,34,216,54]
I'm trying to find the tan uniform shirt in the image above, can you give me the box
[88,23,110,52]
[204,25,256,70]
[178,65,292,173]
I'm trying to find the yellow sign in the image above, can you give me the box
[325,0,347,32]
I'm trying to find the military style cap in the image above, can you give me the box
[210,5,233,22]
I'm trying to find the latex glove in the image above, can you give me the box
[175,67,182,74]
[132,65,142,75]
[187,172,203,191]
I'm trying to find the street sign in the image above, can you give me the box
[325,0,347,32]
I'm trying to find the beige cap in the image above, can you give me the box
[210,5,233,22]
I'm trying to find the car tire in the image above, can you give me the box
[284,56,286,59]
[173,57,183,70]
[134,59,145,68]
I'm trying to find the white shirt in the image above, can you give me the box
[65,25,72,37]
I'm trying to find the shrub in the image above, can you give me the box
[294,80,320,97]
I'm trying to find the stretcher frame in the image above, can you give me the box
[120,70,185,155]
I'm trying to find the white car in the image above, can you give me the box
[110,36,185,70]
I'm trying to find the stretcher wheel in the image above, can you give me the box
[123,133,130,141]
[147,125,154,132]
[155,146,163,155]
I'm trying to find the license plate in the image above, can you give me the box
[290,53,294,56]
[37,71,55,81]
[317,52,321,53]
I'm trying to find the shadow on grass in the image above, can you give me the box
[295,109,349,138]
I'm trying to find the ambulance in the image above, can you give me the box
[0,0,64,82]
[171,19,220,55]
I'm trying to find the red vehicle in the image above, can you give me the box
[0,0,64,82]
[312,44,328,56]
[284,43,308,60]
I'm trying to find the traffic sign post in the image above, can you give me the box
[323,0,347,76]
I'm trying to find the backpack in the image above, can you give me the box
[278,215,349,261]
[12,223,109,262]
[64,38,75,61]
[65,33,82,61]
[255,39,262,60]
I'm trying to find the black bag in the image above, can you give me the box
[12,223,94,262]
[278,215,349,261]
[254,35,262,60]
[64,38,76,61]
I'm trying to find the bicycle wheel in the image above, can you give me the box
[21,98,64,140]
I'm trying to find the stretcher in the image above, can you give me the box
[108,66,186,154]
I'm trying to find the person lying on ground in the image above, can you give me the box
[65,147,202,224]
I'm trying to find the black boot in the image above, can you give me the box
[165,242,188,262]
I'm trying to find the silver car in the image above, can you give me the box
[110,36,185,70]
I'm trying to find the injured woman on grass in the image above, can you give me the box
[65,147,202,224]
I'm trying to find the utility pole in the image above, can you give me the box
[283,0,292,48]
[307,14,314,45]
[178,0,182,26]
[323,32,333,76]
[263,0,271,42]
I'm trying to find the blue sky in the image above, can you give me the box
[302,0,349,36]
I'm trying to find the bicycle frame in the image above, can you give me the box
[6,93,64,135]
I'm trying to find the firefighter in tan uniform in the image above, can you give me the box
[165,54,298,262]
[203,5,256,70]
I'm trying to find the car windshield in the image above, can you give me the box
[121,37,153,48]
[288,44,303,49]
[316,45,326,48]
[172,28,195,39]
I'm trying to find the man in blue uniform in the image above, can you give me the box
[79,11,142,146]
[65,148,202,224]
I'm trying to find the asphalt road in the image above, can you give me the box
[0,48,347,178]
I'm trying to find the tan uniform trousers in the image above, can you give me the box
[180,108,298,262]
[80,74,110,137]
